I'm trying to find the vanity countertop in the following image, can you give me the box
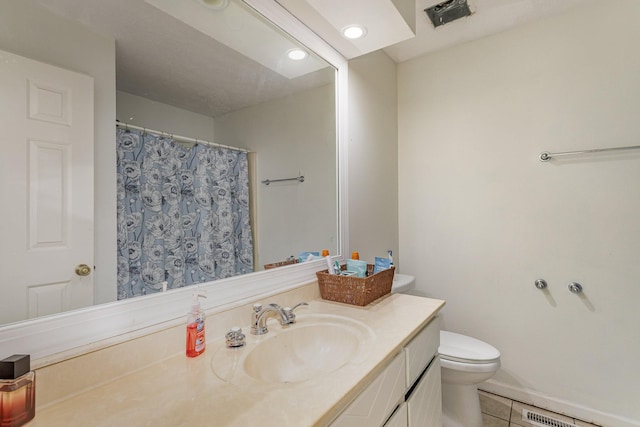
[31,293,445,427]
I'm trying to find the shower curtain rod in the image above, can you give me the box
[115,121,251,153]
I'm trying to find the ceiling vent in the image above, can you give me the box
[425,0,472,28]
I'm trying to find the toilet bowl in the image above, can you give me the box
[439,331,501,427]
[389,274,500,427]
[391,273,415,294]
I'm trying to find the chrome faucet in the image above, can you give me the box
[250,302,308,335]
[282,302,309,324]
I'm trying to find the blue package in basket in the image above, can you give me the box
[374,257,391,274]
[298,251,320,262]
[346,259,367,278]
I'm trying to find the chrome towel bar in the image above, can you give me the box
[539,144,640,161]
[261,175,304,185]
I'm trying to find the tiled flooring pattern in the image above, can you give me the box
[479,390,602,427]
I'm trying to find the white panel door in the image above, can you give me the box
[0,49,94,324]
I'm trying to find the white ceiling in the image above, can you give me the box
[35,0,335,118]
[276,0,591,62]
[146,0,329,79]
[33,0,592,118]
[276,0,417,59]
[384,0,590,62]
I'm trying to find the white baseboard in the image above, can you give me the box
[479,380,640,427]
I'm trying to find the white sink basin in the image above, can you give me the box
[245,323,357,383]
[211,314,374,385]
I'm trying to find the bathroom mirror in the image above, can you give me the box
[0,0,347,354]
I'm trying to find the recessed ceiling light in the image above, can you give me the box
[342,25,367,40]
[196,0,229,11]
[287,49,308,60]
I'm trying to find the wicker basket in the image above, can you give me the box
[264,259,299,270]
[316,266,395,306]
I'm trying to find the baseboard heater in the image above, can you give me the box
[522,409,578,427]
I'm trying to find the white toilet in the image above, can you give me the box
[439,331,501,427]
[390,274,501,427]
[391,273,416,293]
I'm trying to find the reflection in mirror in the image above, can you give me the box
[0,0,337,327]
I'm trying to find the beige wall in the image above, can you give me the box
[348,51,399,266]
[0,0,117,304]
[398,1,640,425]
[214,84,337,267]
[116,91,215,142]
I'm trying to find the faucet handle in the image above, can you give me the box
[292,302,309,311]
[283,302,308,324]
[251,303,263,334]
[225,327,246,348]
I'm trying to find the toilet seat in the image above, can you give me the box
[440,357,501,373]
[439,331,500,364]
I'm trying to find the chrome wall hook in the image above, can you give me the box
[568,282,583,294]
[534,279,548,289]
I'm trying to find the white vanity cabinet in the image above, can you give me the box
[330,351,406,427]
[386,357,442,427]
[385,403,408,427]
[406,357,441,426]
[405,316,442,426]
[330,317,442,427]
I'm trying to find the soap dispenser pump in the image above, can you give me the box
[186,294,207,358]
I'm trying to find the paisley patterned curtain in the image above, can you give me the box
[116,128,253,299]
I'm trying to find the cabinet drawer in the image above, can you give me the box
[407,356,442,426]
[331,352,406,427]
[404,316,440,387]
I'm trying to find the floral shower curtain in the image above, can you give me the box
[116,128,253,299]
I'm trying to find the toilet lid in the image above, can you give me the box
[439,331,500,363]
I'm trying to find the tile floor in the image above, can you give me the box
[479,390,602,427]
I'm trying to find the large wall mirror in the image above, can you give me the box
[0,0,347,361]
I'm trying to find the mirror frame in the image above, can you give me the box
[0,0,349,367]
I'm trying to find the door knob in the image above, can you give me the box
[75,264,92,276]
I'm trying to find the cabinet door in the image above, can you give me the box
[407,357,442,427]
[405,317,440,387]
[384,403,408,427]
[331,352,406,427]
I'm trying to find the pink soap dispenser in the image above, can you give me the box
[186,294,207,358]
